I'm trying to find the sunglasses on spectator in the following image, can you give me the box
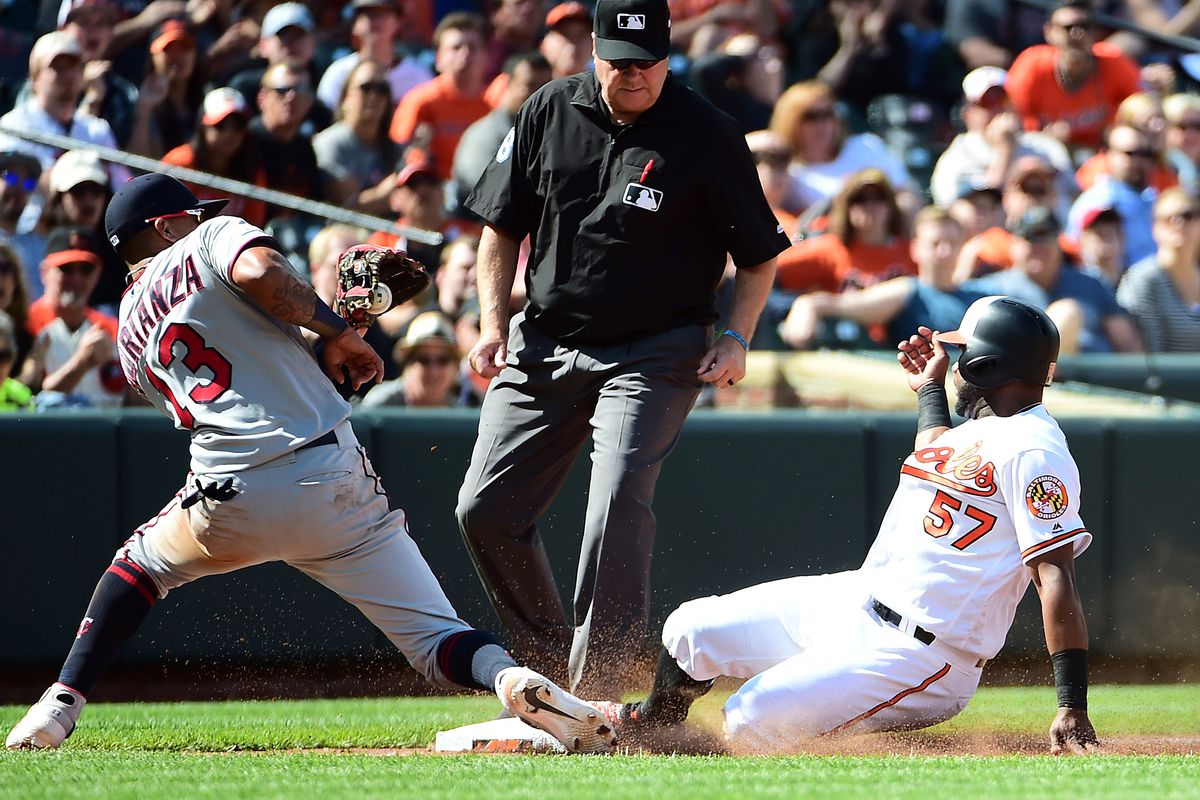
[801,107,836,123]
[1055,20,1094,34]
[1172,119,1200,132]
[57,261,97,276]
[608,58,661,72]
[67,182,106,198]
[264,84,312,98]
[850,191,889,205]
[0,348,13,362]
[1,170,37,192]
[414,353,455,367]
[213,116,248,132]
[0,260,15,276]
[1018,182,1050,196]
[358,80,391,95]
[1114,148,1157,160]
[1156,210,1200,224]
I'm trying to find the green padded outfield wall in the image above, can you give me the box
[1,410,1196,672]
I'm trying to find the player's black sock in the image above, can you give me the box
[436,629,511,691]
[634,647,714,725]
[57,560,159,695]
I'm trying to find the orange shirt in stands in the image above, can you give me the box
[367,217,482,250]
[161,144,268,228]
[962,226,1077,275]
[1005,42,1140,150]
[775,234,916,294]
[389,74,492,180]
[27,301,118,338]
[1075,151,1177,192]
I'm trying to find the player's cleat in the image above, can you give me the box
[496,667,617,754]
[591,700,644,734]
[5,683,86,750]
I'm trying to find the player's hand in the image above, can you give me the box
[467,329,508,378]
[698,335,747,389]
[1049,707,1100,755]
[322,327,384,390]
[896,326,949,393]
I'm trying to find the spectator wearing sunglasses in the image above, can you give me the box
[0,151,44,299]
[1117,187,1200,352]
[1075,93,1178,194]
[1067,125,1159,266]
[162,88,268,227]
[315,0,433,114]
[0,311,32,411]
[930,66,1074,211]
[19,226,125,408]
[769,80,918,219]
[314,59,403,215]
[1163,93,1200,196]
[249,61,325,221]
[36,150,124,316]
[361,310,474,408]
[1005,0,1140,151]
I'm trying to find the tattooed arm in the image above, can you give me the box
[231,246,383,388]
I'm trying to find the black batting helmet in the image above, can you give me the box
[936,296,1059,389]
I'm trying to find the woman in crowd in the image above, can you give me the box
[162,87,268,227]
[1117,187,1200,352]
[360,311,477,408]
[0,242,31,374]
[1075,92,1177,193]
[127,19,206,159]
[34,150,124,315]
[1164,92,1200,195]
[769,80,919,218]
[313,59,402,215]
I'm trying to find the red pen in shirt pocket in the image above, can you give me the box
[640,159,654,183]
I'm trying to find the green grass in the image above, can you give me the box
[1,686,1196,800]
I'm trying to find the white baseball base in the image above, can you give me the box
[434,717,567,753]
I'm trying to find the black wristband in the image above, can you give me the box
[309,301,350,342]
[1051,649,1088,709]
[916,382,952,432]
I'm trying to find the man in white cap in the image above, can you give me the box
[930,66,1074,210]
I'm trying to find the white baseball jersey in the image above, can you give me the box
[861,404,1090,659]
[117,217,351,473]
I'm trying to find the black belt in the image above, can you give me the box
[871,598,936,646]
[297,429,338,452]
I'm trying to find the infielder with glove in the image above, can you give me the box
[595,296,1101,755]
[6,174,614,754]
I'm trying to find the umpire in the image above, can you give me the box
[456,0,789,697]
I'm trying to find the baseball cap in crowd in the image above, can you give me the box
[546,1,591,29]
[105,173,227,249]
[954,178,1003,204]
[0,150,42,183]
[149,18,196,53]
[262,2,315,38]
[1079,204,1121,231]
[59,0,119,28]
[50,149,109,194]
[200,87,249,126]
[350,0,399,11]
[1008,206,1062,241]
[1007,155,1058,188]
[29,31,83,74]
[42,226,105,272]
[962,66,1007,106]
[395,311,458,365]
[593,0,671,62]
[397,162,440,188]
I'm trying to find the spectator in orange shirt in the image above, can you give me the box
[775,168,916,295]
[1075,92,1178,193]
[162,88,269,227]
[389,13,491,180]
[1005,0,1141,151]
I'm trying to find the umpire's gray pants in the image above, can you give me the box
[456,312,708,696]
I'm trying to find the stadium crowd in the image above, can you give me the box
[2,0,1200,412]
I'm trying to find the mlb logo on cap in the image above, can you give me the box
[594,0,670,62]
[618,13,645,29]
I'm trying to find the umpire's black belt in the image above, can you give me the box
[297,429,339,452]
[870,598,936,646]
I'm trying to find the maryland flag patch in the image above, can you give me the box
[1025,475,1069,520]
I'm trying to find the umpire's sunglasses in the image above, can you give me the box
[608,58,662,72]
[144,208,204,224]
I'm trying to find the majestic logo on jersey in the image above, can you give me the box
[1025,475,1068,519]
[623,182,662,211]
[901,442,997,497]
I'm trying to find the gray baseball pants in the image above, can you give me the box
[456,312,708,696]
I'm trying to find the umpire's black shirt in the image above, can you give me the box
[466,71,790,345]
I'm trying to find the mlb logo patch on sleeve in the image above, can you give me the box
[623,182,662,211]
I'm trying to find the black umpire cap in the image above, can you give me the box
[593,0,671,62]
[105,173,227,250]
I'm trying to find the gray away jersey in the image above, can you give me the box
[117,216,351,473]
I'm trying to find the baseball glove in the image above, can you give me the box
[334,244,430,329]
